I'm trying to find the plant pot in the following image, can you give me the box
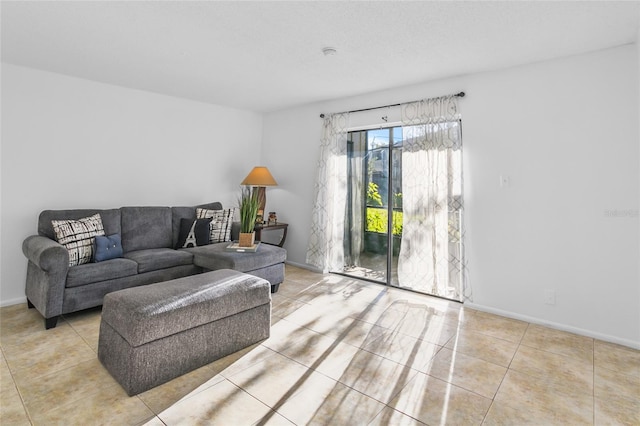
[238,232,255,247]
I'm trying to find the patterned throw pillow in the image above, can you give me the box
[175,218,213,249]
[51,213,105,267]
[196,208,235,243]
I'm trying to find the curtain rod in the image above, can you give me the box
[319,91,465,118]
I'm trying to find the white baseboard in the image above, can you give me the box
[465,302,640,350]
[284,260,323,273]
[0,296,27,308]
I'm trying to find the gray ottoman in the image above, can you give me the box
[97,269,271,396]
[186,243,287,293]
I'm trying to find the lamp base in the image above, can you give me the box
[253,186,266,214]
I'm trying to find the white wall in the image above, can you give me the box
[0,64,263,304]
[263,45,640,347]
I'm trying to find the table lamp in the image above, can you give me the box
[241,166,278,220]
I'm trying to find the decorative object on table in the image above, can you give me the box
[238,186,260,247]
[225,241,261,252]
[240,166,278,214]
[268,211,278,225]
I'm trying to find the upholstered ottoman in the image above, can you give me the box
[97,269,271,396]
[186,243,286,293]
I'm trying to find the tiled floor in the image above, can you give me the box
[1,265,639,425]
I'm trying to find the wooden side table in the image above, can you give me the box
[255,223,288,247]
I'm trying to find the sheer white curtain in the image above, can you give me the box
[398,96,465,300]
[306,113,350,272]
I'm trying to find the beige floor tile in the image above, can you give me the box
[271,294,310,319]
[64,307,103,351]
[1,317,77,351]
[15,357,117,416]
[275,325,355,370]
[0,303,53,343]
[421,347,507,399]
[352,302,458,347]
[137,364,225,414]
[347,301,400,326]
[444,328,519,367]
[4,330,97,379]
[287,306,385,347]
[393,315,460,347]
[594,339,640,378]
[0,379,30,426]
[509,344,594,396]
[297,339,362,381]
[521,323,594,363]
[157,379,290,425]
[376,291,460,319]
[262,318,323,354]
[389,371,492,425]
[334,348,419,404]
[210,342,277,378]
[142,416,165,426]
[369,406,427,425]
[282,265,325,285]
[277,275,339,302]
[363,330,443,369]
[278,302,366,338]
[310,314,389,348]
[225,351,311,407]
[594,364,640,425]
[493,369,593,424]
[276,378,386,426]
[304,278,385,311]
[595,364,640,401]
[484,400,566,426]
[460,309,528,343]
[29,382,155,426]
[594,394,640,425]
[232,357,387,425]
[0,351,13,389]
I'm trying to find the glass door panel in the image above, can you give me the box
[342,127,402,285]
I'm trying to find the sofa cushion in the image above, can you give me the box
[175,218,212,248]
[121,207,173,252]
[196,208,235,243]
[171,202,223,248]
[52,214,106,267]
[66,258,138,288]
[186,242,286,273]
[125,248,193,274]
[94,234,124,262]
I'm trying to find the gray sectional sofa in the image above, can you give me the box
[22,202,286,329]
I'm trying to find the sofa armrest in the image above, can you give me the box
[22,235,69,326]
[22,235,69,273]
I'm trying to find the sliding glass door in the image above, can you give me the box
[341,123,464,301]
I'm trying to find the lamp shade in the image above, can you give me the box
[241,166,278,186]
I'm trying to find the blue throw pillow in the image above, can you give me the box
[94,234,123,262]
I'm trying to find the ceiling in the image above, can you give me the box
[2,1,639,113]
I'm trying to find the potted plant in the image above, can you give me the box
[238,186,260,247]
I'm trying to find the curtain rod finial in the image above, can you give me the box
[320,113,325,118]
[457,92,466,97]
